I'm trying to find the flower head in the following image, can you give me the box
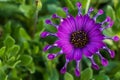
[41,2,119,77]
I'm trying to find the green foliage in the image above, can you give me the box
[81,68,93,80]
[64,72,74,80]
[0,0,120,80]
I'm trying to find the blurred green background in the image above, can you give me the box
[0,0,120,80]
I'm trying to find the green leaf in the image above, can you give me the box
[0,60,2,67]
[19,28,31,41]
[115,71,120,79]
[94,74,110,80]
[0,47,6,57]
[85,0,91,13]
[81,68,93,80]
[4,21,11,35]
[47,4,58,14]
[112,0,119,8]
[56,7,66,17]
[65,0,74,10]
[19,55,32,66]
[26,62,35,74]
[36,0,42,11]
[64,72,74,80]
[4,36,15,48]
[7,59,21,68]
[33,45,39,54]
[50,68,59,80]
[19,4,35,18]
[79,0,91,13]
[0,69,6,80]
[0,3,20,17]
[106,5,116,21]
[11,45,20,56]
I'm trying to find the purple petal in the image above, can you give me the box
[65,51,74,60]
[109,20,114,27]
[55,40,73,54]
[57,31,70,41]
[112,36,120,42]
[88,29,102,37]
[47,54,56,60]
[109,50,115,58]
[58,16,76,34]
[45,19,52,24]
[52,14,58,18]
[89,56,100,70]
[106,16,111,22]
[74,68,80,77]
[89,35,104,42]
[101,58,108,66]
[43,45,50,51]
[83,18,97,32]
[75,15,83,30]
[73,49,82,60]
[88,42,105,49]
[60,59,69,74]
[88,7,94,12]
[40,31,49,38]
[60,67,66,74]
[76,2,82,8]
[92,63,100,70]
[98,9,104,15]
[63,7,68,12]
[82,47,93,57]
[86,45,98,54]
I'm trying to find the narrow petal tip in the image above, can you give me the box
[47,54,55,60]
[63,7,68,12]
[45,19,52,24]
[101,58,108,66]
[40,32,49,38]
[92,63,100,70]
[98,9,104,15]
[89,7,94,12]
[60,67,66,74]
[109,20,114,27]
[112,36,120,42]
[106,16,111,22]
[52,14,58,18]
[76,2,82,8]
[74,68,80,77]
[43,45,50,51]
[109,50,115,58]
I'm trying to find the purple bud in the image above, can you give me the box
[98,9,104,15]
[47,54,55,60]
[76,2,82,8]
[52,14,58,18]
[45,19,52,24]
[63,7,68,12]
[101,58,108,66]
[40,32,49,38]
[109,20,114,27]
[109,50,115,58]
[43,45,50,51]
[106,16,111,22]
[92,63,99,70]
[74,68,80,77]
[60,67,66,74]
[89,7,94,12]
[112,36,120,42]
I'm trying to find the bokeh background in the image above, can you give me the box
[0,0,120,80]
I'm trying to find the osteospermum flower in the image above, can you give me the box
[41,2,120,77]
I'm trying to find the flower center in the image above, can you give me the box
[70,31,88,48]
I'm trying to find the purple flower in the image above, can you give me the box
[41,2,120,77]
